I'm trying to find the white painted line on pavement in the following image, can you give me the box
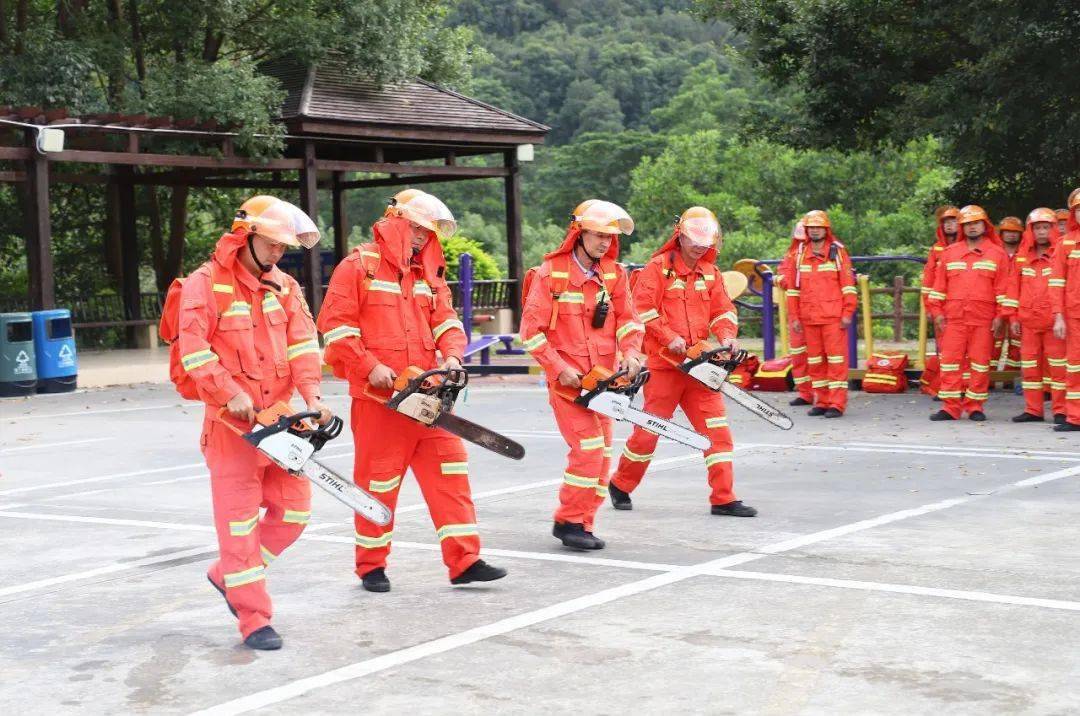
[192,463,1080,715]
[704,569,1080,612]
[751,442,1080,463]
[0,503,24,510]
[0,437,114,454]
[6,402,183,420]
[857,441,1080,459]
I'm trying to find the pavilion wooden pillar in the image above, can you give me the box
[503,150,524,324]
[298,141,322,310]
[23,129,55,310]
[331,171,349,264]
[116,166,141,346]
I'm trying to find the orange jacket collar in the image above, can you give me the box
[211,229,288,293]
[373,215,448,282]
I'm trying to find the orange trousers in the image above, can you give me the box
[787,320,813,401]
[1019,326,1066,418]
[803,322,848,412]
[351,398,480,580]
[204,421,311,639]
[1065,318,1080,426]
[611,368,736,505]
[548,390,614,532]
[938,321,994,417]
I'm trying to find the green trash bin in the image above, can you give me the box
[0,312,37,397]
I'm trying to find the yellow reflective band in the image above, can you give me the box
[212,283,234,294]
[550,271,570,279]
[564,472,599,489]
[1021,381,1044,390]
[789,345,806,355]
[260,545,278,566]
[1020,360,1038,368]
[413,281,434,298]
[369,475,402,493]
[557,292,585,304]
[969,362,989,373]
[1050,382,1065,390]
[817,264,839,272]
[182,349,218,371]
[1049,279,1066,287]
[807,356,823,365]
[616,322,644,341]
[224,565,265,588]
[283,509,310,525]
[1047,358,1067,367]
[1021,268,1037,277]
[222,301,251,318]
[440,462,469,476]
[603,446,613,458]
[1042,268,1053,276]
[1067,364,1080,373]
[668,279,686,291]
[262,293,284,313]
[973,261,997,271]
[920,286,932,294]
[287,338,320,360]
[1070,251,1080,259]
[640,308,661,323]
[928,291,946,300]
[595,483,609,498]
[433,318,465,340]
[965,390,989,399]
[704,273,715,281]
[946,262,967,270]
[841,286,858,295]
[324,325,361,344]
[369,280,402,294]
[705,416,728,429]
[787,289,801,296]
[812,379,829,388]
[793,375,811,384]
[827,355,845,363]
[356,531,393,549]
[864,375,898,384]
[523,333,548,352]
[603,272,617,280]
[940,363,961,371]
[579,436,605,451]
[228,513,259,537]
[694,279,708,291]
[360,250,381,260]
[712,311,738,326]
[937,390,962,398]
[799,265,813,272]
[704,452,733,468]
[621,447,653,463]
[828,381,847,389]
[436,523,479,541]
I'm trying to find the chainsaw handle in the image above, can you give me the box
[387,367,467,410]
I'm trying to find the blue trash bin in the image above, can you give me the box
[0,312,37,397]
[32,309,78,393]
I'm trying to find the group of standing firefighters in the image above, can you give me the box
[172,187,1080,649]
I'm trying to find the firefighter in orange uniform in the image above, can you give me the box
[785,210,857,417]
[176,196,331,650]
[928,205,1013,421]
[1010,208,1065,423]
[776,221,814,406]
[1056,208,1071,239]
[995,216,1025,371]
[317,190,507,592]
[607,207,756,517]
[519,200,644,550]
[1050,189,1080,431]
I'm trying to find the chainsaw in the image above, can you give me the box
[219,403,392,526]
[660,342,793,430]
[554,366,710,450]
[366,366,525,460]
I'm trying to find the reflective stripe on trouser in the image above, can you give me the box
[203,420,311,639]
[803,322,848,411]
[938,321,994,418]
[1067,318,1080,426]
[548,389,613,533]
[351,398,480,580]
[929,320,968,397]
[1019,326,1066,418]
[788,319,813,401]
[610,367,736,506]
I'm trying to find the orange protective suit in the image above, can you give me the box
[921,211,961,395]
[1010,222,1065,418]
[1050,209,1080,427]
[776,234,813,402]
[178,229,323,639]
[784,231,857,412]
[519,227,644,531]
[928,224,1014,418]
[317,216,480,580]
[609,231,740,504]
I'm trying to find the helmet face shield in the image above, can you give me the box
[282,202,321,249]
[1028,207,1056,225]
[248,201,301,247]
[575,200,634,236]
[398,192,457,239]
[680,216,719,247]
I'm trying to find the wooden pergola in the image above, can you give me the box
[0,57,548,329]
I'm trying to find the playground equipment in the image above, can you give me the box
[457,253,525,374]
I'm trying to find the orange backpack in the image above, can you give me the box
[863,352,910,393]
[158,261,237,400]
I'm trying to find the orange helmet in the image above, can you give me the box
[1027,207,1056,225]
[572,199,634,235]
[233,195,279,234]
[1069,188,1080,210]
[387,189,457,238]
[935,205,960,222]
[232,196,319,249]
[677,206,720,247]
[802,210,830,228]
[958,204,990,225]
[998,216,1024,233]
[1056,208,1070,220]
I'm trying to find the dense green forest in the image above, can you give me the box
[1,0,1076,322]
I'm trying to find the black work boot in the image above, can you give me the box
[824,408,843,418]
[807,406,826,416]
[361,567,391,593]
[789,397,812,406]
[1012,412,1043,423]
[968,411,987,422]
[553,522,604,550]
[1054,422,1080,432]
[451,559,508,585]
[929,410,955,421]
[711,500,758,517]
[1054,413,1067,425]
[207,575,237,618]
[244,625,283,651]
[609,483,633,510]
